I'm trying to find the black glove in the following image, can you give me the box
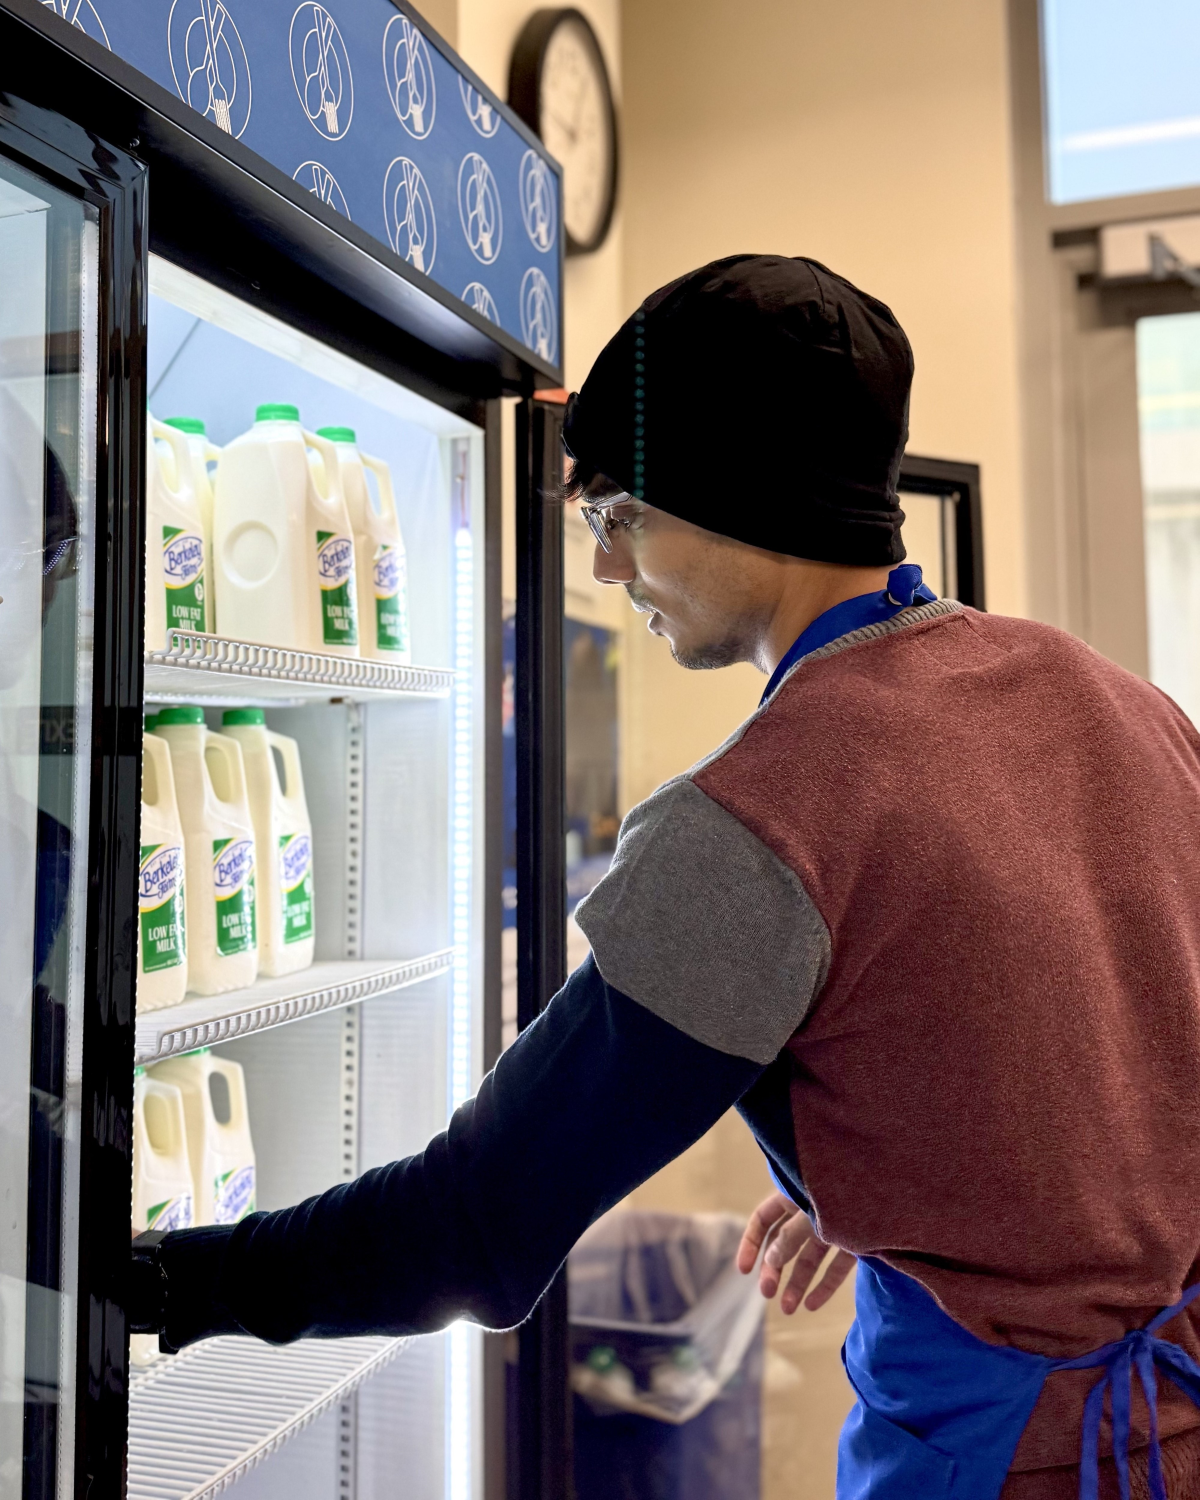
[129,1231,169,1339]
[131,1224,245,1352]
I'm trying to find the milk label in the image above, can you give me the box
[212,837,256,956]
[147,1192,194,1231]
[213,1164,255,1224]
[162,525,206,635]
[279,832,315,943]
[316,530,358,646]
[373,543,408,654]
[139,842,186,973]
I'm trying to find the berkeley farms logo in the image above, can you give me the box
[140,845,183,905]
[373,546,399,596]
[148,1193,194,1231]
[317,533,353,586]
[280,833,312,888]
[213,838,254,894]
[163,531,204,585]
[214,1164,255,1223]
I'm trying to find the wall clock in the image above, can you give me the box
[509,8,618,256]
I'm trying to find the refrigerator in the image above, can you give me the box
[0,4,568,1500]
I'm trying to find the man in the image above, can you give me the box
[133,257,1200,1499]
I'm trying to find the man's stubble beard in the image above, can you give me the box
[668,636,747,670]
[625,584,749,671]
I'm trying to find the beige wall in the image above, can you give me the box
[613,0,1030,804]
[622,0,1025,618]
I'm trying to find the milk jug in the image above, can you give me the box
[146,413,211,651]
[131,1067,195,1363]
[212,405,360,655]
[163,416,222,568]
[132,1068,194,1233]
[153,707,258,995]
[137,730,188,1011]
[149,1049,257,1226]
[221,708,315,976]
[318,428,411,663]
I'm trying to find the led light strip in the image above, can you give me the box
[450,518,474,1117]
[448,441,475,1500]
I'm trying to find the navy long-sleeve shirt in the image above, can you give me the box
[159,955,809,1348]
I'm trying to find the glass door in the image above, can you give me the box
[0,151,97,1500]
[1136,311,1200,723]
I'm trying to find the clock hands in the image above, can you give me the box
[546,106,579,146]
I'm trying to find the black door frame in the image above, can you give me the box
[899,454,986,611]
[513,396,570,1500]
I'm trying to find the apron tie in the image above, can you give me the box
[1054,1282,1200,1500]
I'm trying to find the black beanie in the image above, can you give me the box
[561,254,914,566]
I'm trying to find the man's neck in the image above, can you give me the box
[759,562,893,674]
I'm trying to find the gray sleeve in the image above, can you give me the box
[574,777,830,1065]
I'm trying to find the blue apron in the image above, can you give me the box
[839,1257,1200,1500]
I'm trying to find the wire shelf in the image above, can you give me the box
[128,1334,410,1500]
[145,631,455,704]
[135,952,454,1065]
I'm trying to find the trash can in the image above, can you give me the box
[568,1210,766,1500]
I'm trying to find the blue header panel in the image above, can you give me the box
[41,0,561,366]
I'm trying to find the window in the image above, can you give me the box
[1137,311,1200,721]
[1042,0,1200,204]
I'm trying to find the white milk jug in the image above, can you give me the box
[152,707,258,995]
[212,404,360,655]
[149,1049,257,1226]
[162,416,221,572]
[220,708,315,976]
[318,428,411,663]
[146,413,211,651]
[137,730,188,1011]
[131,1067,195,1364]
[131,1068,194,1233]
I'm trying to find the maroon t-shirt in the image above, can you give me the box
[693,606,1200,1474]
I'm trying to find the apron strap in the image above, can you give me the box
[1058,1282,1200,1500]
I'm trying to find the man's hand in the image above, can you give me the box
[736,1192,856,1315]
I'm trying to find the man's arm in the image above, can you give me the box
[142,771,831,1351]
[143,953,764,1350]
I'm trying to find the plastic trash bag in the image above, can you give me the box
[568,1210,766,1425]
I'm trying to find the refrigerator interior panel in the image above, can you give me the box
[358,979,451,1172]
[131,253,487,1500]
[264,702,355,965]
[356,1336,448,1500]
[360,698,452,960]
[0,151,98,1500]
[216,1405,343,1500]
[220,1012,352,1212]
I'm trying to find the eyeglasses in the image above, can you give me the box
[580,496,644,553]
